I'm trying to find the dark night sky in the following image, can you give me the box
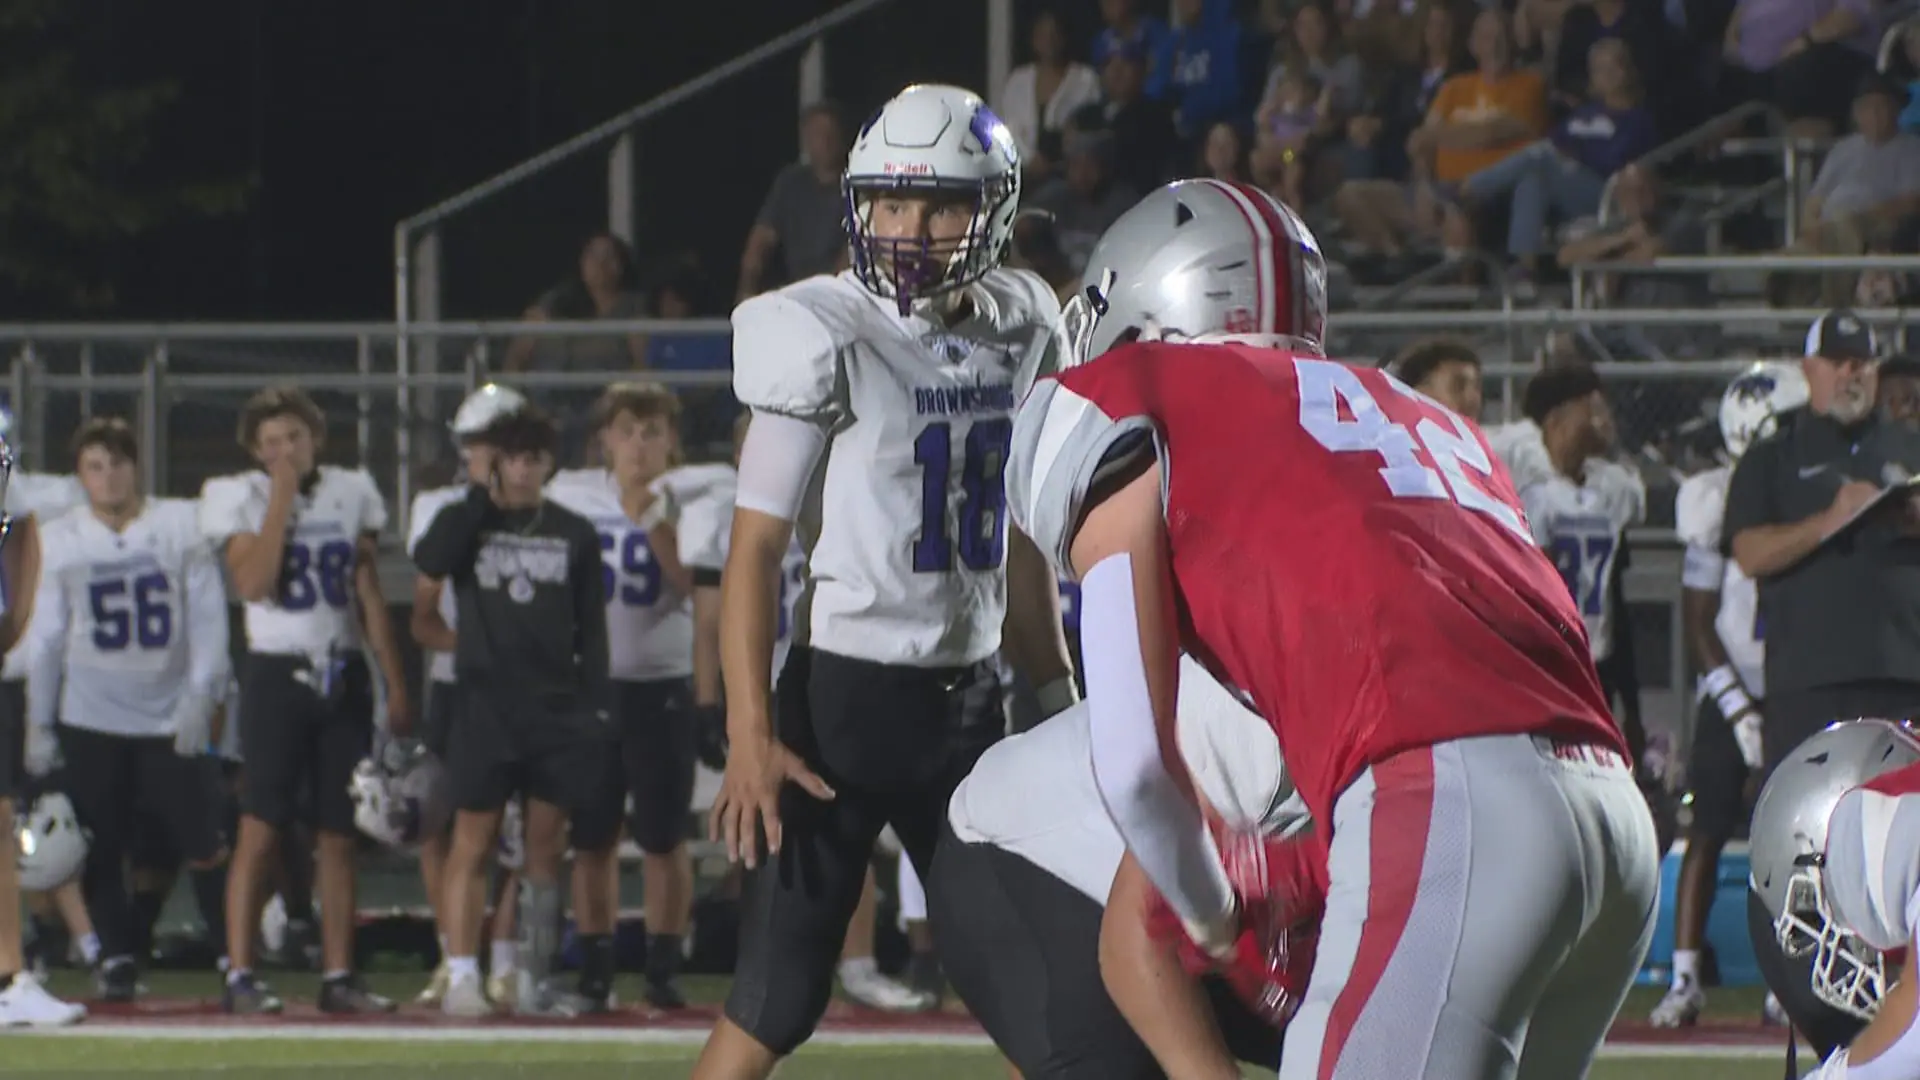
[73,0,998,321]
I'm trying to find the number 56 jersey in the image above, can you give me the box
[1008,343,1621,824]
[27,498,230,736]
[199,466,388,657]
[732,269,1062,667]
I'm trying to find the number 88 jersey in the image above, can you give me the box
[199,466,388,656]
[1008,343,1621,824]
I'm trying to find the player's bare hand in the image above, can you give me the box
[464,444,496,487]
[266,454,301,497]
[1825,480,1883,529]
[385,685,414,738]
[710,731,834,868]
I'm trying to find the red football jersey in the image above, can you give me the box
[1013,342,1622,825]
[1864,760,1920,798]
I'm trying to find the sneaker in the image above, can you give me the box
[840,963,937,1013]
[1648,975,1705,1028]
[513,975,595,1019]
[0,973,86,1027]
[442,973,493,1019]
[318,973,397,1015]
[221,972,284,1015]
[906,951,945,1007]
[486,968,518,1012]
[1763,991,1789,1027]
[642,976,686,1010]
[94,957,141,1004]
[415,962,451,1006]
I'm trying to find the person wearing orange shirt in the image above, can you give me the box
[1413,8,1549,187]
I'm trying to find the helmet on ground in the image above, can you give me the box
[1061,178,1327,369]
[451,383,528,441]
[16,791,86,892]
[1749,719,1920,1019]
[1719,361,1808,459]
[350,738,451,850]
[843,84,1021,315]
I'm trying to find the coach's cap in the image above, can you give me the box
[1805,309,1879,361]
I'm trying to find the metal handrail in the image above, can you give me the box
[1596,100,1779,228]
[1575,254,1920,274]
[1358,249,1514,313]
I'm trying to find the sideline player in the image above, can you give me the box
[932,651,1308,1078]
[200,386,409,1014]
[1006,178,1660,1079]
[23,419,232,1000]
[1387,338,1484,422]
[412,405,611,1019]
[1651,362,1806,1028]
[1747,718,1920,1073]
[547,382,698,1011]
[693,83,1078,1077]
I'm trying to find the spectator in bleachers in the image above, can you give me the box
[504,233,648,374]
[1029,125,1140,273]
[1168,0,1247,144]
[1553,0,1673,126]
[1260,2,1367,127]
[1721,0,1880,136]
[1416,9,1550,257]
[1773,73,1920,306]
[1878,354,1920,427]
[1253,1,1365,201]
[1091,45,1178,194]
[1346,0,1433,72]
[1197,119,1253,184]
[995,8,1103,182]
[1557,163,1714,358]
[1448,38,1655,284]
[1255,72,1324,206]
[1513,0,1575,74]
[1890,20,1920,132]
[1093,0,1174,99]
[642,271,729,372]
[734,101,849,304]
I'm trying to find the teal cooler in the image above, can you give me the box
[1638,841,1763,986]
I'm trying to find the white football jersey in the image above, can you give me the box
[949,654,1301,905]
[0,471,88,681]
[732,269,1064,667]
[407,486,466,685]
[216,675,243,763]
[675,462,807,681]
[546,468,692,682]
[25,499,231,738]
[199,466,387,659]
[1500,428,1646,662]
[1675,465,1765,696]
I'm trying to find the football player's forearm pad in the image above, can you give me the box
[733,412,827,523]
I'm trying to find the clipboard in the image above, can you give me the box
[1819,475,1920,543]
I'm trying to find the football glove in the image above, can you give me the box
[693,703,728,771]
[1731,712,1764,771]
[170,692,214,758]
[22,722,58,778]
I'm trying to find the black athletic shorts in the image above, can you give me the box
[1685,695,1757,842]
[59,724,228,867]
[238,653,374,835]
[930,821,1281,1078]
[0,679,22,803]
[445,681,615,816]
[571,677,695,855]
[723,646,1006,1056]
[1763,680,1920,776]
[420,677,458,759]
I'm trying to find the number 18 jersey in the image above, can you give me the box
[1008,343,1621,825]
[199,466,388,658]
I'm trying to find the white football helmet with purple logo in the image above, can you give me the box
[16,791,86,891]
[349,739,451,851]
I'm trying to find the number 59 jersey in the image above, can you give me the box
[1008,343,1621,824]
[30,498,230,736]
[545,467,692,682]
[731,269,1063,667]
[199,466,388,657]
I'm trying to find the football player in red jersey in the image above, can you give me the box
[1006,178,1661,1079]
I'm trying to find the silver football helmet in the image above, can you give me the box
[451,383,528,441]
[349,738,452,851]
[16,791,86,892]
[843,83,1022,315]
[1061,179,1328,369]
[1719,361,1808,459]
[1750,719,1920,1020]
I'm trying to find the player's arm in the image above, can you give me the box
[648,517,695,599]
[1100,854,1243,1080]
[1071,452,1236,953]
[692,576,722,708]
[223,473,298,604]
[0,514,42,656]
[409,575,456,653]
[1001,527,1076,715]
[22,535,68,743]
[354,531,410,735]
[1727,441,1853,579]
[410,484,493,580]
[183,537,233,704]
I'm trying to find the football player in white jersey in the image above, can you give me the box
[1501,363,1650,763]
[1651,361,1808,1029]
[693,84,1078,1078]
[199,386,408,1015]
[1389,337,1484,422]
[406,382,527,1007]
[546,382,699,1012]
[21,419,232,1002]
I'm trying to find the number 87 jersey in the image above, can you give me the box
[1008,343,1622,823]
[199,467,388,657]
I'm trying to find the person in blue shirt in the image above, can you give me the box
[1167,0,1245,141]
[1092,0,1175,99]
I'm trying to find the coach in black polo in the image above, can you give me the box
[1726,309,1920,1057]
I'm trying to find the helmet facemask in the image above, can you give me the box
[845,173,1018,317]
[1777,855,1887,1020]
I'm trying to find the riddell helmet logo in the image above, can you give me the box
[1224,307,1256,333]
[883,161,934,176]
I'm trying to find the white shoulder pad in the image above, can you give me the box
[198,473,262,544]
[730,278,867,421]
[985,268,1068,398]
[654,463,737,508]
[407,485,468,554]
[342,467,389,535]
[677,467,739,573]
[1007,378,1158,571]
[5,472,84,520]
[1173,655,1302,835]
[1590,458,1647,525]
[34,508,82,570]
[1490,421,1552,490]
[149,497,207,547]
[1674,468,1731,553]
